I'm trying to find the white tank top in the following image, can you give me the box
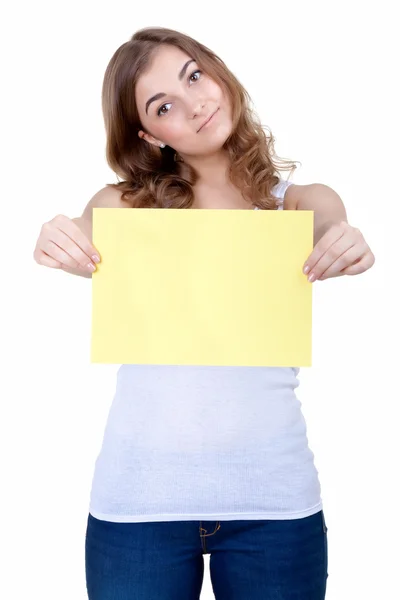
[88,179,322,522]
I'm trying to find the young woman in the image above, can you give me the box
[33,26,375,600]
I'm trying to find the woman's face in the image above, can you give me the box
[135,44,233,157]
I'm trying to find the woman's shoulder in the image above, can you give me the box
[280,182,308,211]
[85,184,129,211]
[79,184,130,223]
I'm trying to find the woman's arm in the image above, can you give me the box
[62,186,126,278]
[285,183,348,246]
[285,183,374,281]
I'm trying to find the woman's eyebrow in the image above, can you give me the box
[145,59,196,114]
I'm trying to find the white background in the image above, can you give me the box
[1,1,398,598]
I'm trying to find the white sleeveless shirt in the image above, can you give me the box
[88,179,323,522]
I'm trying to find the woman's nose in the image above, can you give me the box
[189,100,206,118]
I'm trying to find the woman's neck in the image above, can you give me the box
[192,179,253,210]
[180,149,231,188]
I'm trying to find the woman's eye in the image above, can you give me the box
[157,103,172,117]
[189,69,202,82]
[156,71,202,117]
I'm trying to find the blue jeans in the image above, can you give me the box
[85,509,328,599]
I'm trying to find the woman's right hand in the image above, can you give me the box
[33,214,101,273]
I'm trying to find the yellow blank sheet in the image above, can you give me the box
[91,208,313,366]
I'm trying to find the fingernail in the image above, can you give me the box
[88,263,96,272]
[303,265,310,274]
[308,273,315,282]
[92,254,100,263]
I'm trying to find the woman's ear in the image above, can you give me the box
[138,129,164,148]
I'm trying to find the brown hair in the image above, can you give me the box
[102,26,300,209]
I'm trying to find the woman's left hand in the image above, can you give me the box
[303,221,375,282]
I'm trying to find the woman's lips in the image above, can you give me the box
[197,108,219,132]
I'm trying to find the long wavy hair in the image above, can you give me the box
[102,27,300,209]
